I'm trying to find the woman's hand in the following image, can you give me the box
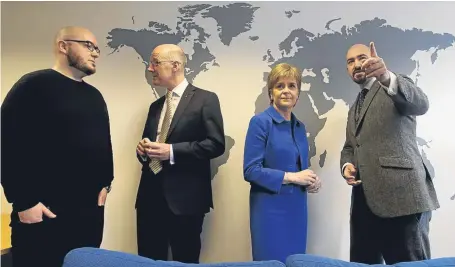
[307,175,321,193]
[284,169,317,186]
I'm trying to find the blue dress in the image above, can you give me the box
[243,106,309,263]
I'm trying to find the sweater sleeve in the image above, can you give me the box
[1,75,45,211]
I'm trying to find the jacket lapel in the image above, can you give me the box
[347,103,356,136]
[166,84,196,140]
[355,81,381,134]
[149,97,165,142]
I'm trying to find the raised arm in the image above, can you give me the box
[385,73,429,116]
[363,42,429,116]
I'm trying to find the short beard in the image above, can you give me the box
[67,50,95,76]
[354,76,366,85]
[352,70,366,85]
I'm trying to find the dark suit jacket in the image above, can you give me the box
[135,83,225,215]
[340,74,439,218]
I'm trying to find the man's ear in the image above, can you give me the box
[57,40,69,54]
[172,61,180,72]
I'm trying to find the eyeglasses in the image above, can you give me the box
[64,39,100,54]
[150,60,180,67]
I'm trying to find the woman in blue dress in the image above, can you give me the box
[243,63,322,263]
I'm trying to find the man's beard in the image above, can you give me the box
[67,51,95,75]
[352,69,366,85]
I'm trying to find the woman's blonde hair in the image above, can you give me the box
[267,63,302,105]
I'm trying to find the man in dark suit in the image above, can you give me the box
[340,42,439,264]
[135,44,225,263]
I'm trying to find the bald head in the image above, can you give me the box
[54,26,97,53]
[148,44,187,88]
[53,26,99,78]
[55,26,93,42]
[346,44,370,59]
[152,44,187,70]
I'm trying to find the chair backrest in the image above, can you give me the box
[63,247,287,267]
[285,254,455,267]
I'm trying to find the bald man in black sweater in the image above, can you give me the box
[1,26,114,267]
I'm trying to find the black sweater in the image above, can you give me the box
[1,69,114,212]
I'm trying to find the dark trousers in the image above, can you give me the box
[350,186,431,264]
[136,186,205,263]
[11,206,104,267]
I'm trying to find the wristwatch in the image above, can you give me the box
[105,185,112,193]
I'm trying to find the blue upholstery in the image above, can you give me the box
[285,254,455,267]
[393,258,455,267]
[62,248,455,267]
[62,247,286,267]
[286,254,368,267]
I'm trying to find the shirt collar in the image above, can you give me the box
[265,106,300,127]
[169,78,189,97]
[360,77,376,91]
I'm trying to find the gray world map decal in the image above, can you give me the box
[106,2,455,197]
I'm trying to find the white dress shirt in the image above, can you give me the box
[141,78,189,165]
[361,71,398,94]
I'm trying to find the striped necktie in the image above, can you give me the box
[149,90,173,174]
[355,88,368,124]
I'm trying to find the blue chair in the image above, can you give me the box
[62,247,286,267]
[285,254,455,267]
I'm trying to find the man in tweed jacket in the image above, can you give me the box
[340,42,439,265]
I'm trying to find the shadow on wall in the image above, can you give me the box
[211,136,236,180]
